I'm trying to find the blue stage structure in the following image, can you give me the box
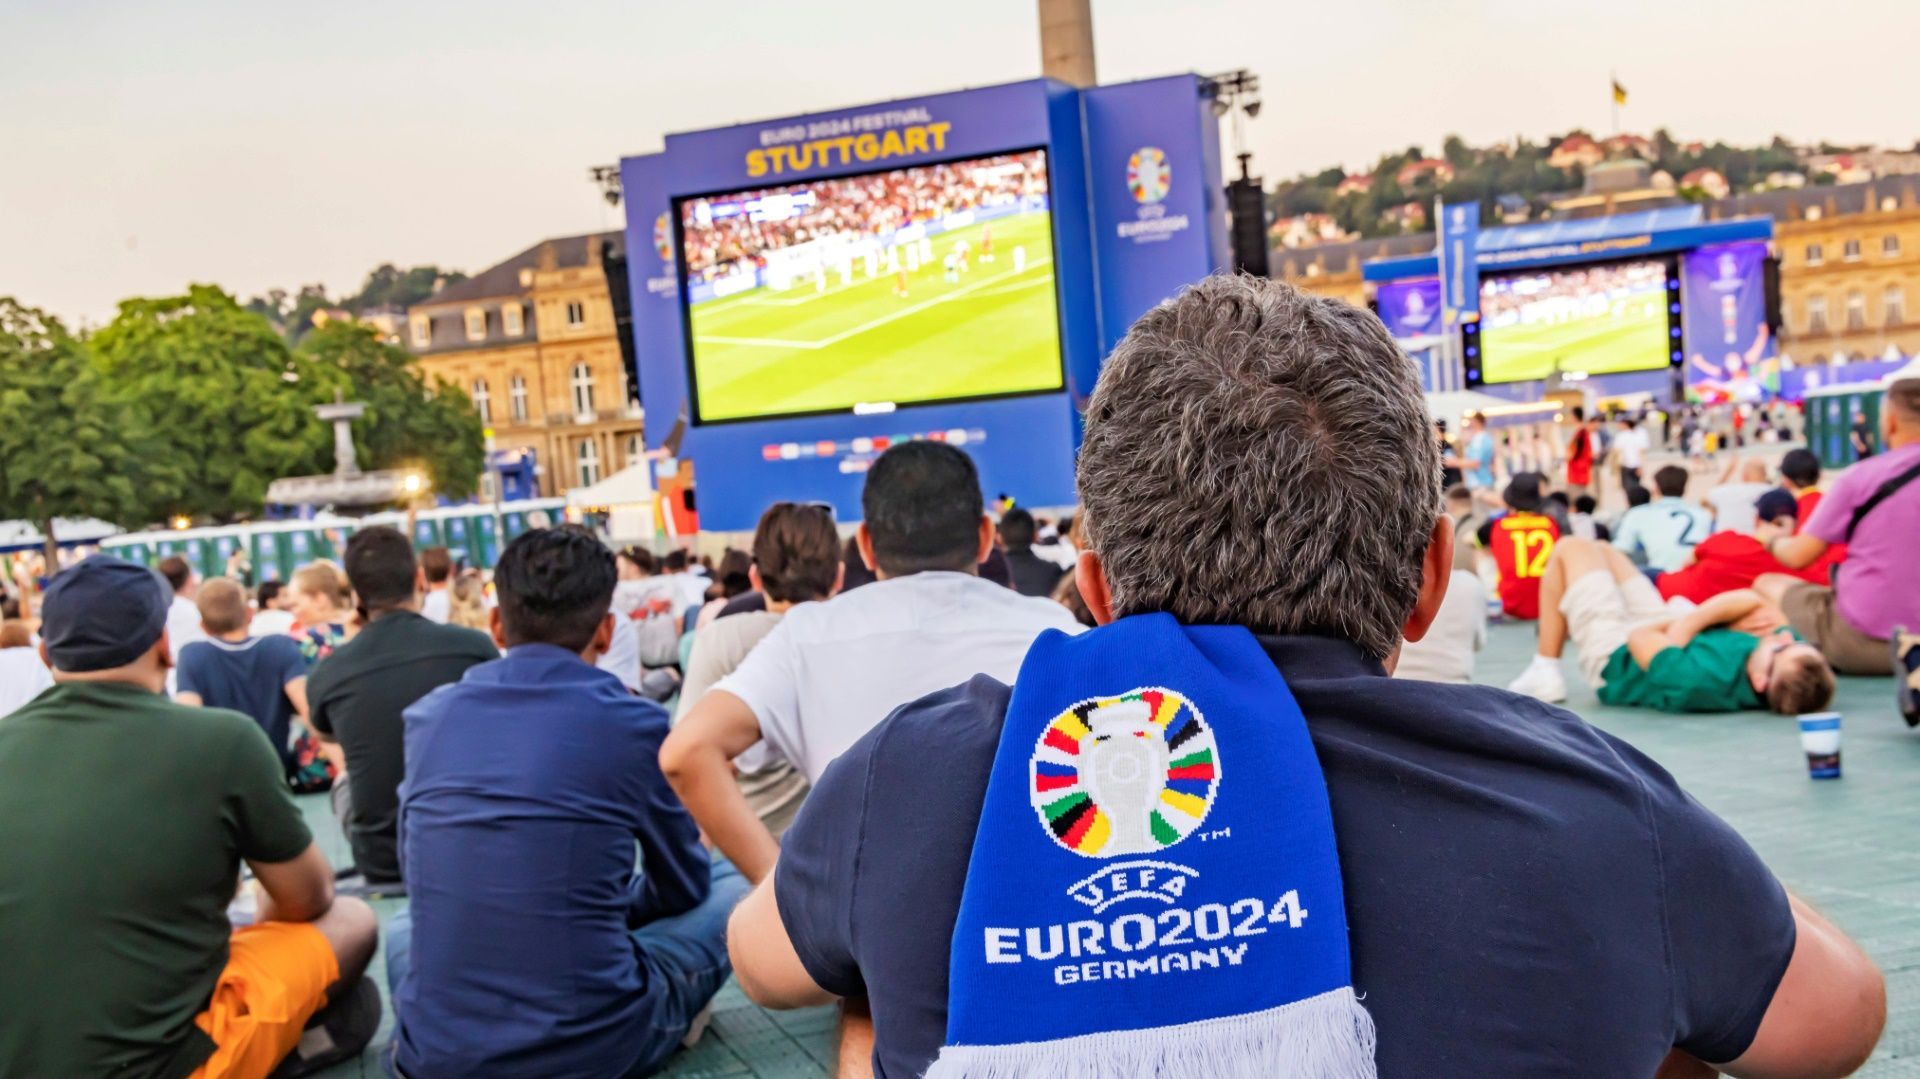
[1368,206,1776,404]
[619,75,1231,531]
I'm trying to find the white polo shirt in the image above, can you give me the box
[713,570,1085,782]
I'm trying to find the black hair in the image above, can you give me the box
[861,441,983,575]
[1626,483,1652,508]
[156,555,192,593]
[1574,494,1598,515]
[617,546,658,575]
[1780,448,1821,488]
[256,580,284,606]
[662,549,690,573]
[1547,490,1571,508]
[494,526,616,651]
[999,507,1037,550]
[343,526,418,612]
[1571,405,1586,421]
[1653,464,1691,498]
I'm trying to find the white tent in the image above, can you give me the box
[0,517,120,553]
[566,464,657,542]
[1423,390,1562,426]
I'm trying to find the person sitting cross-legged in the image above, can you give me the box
[388,526,745,1079]
[0,556,378,1079]
[1475,472,1560,620]
[1613,464,1714,573]
[728,277,1881,1078]
[1509,536,1836,714]
[307,528,496,887]
[175,576,313,776]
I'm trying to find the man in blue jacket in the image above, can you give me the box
[389,526,743,1078]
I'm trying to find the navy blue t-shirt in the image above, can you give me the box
[175,635,308,761]
[775,634,1795,1078]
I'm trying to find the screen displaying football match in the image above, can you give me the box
[676,149,1063,424]
[1476,258,1673,384]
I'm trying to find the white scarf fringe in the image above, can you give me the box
[923,985,1377,1079]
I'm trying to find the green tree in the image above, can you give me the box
[92,286,333,523]
[297,321,485,500]
[0,300,163,561]
[282,284,333,346]
[343,264,465,312]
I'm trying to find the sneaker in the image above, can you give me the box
[1508,662,1568,704]
[268,976,382,1078]
[1893,626,1920,729]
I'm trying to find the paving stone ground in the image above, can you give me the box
[313,619,1918,1076]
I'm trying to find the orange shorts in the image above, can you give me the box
[188,922,339,1079]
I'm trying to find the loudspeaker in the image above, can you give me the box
[1226,178,1270,277]
[601,245,638,406]
[1762,254,1783,339]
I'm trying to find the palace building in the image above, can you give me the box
[409,232,642,498]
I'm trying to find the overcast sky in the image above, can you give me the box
[4,0,1915,325]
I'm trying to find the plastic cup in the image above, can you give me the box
[1798,712,1842,780]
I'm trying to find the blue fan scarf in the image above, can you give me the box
[926,613,1376,1078]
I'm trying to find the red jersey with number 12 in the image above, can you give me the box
[1490,512,1561,620]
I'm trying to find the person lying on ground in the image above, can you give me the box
[1650,490,1830,607]
[1510,536,1835,714]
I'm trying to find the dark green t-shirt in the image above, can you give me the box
[0,681,313,1079]
[1597,628,1765,713]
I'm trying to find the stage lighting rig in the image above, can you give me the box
[590,165,622,208]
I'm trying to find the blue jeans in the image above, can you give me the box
[384,857,751,1078]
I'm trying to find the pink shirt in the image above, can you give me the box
[1807,441,1920,639]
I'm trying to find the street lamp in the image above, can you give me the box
[170,515,191,531]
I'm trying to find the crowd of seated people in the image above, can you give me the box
[5,277,1919,1078]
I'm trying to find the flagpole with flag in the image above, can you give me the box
[1611,73,1627,136]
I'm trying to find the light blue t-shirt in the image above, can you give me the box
[1612,497,1714,572]
[1464,431,1495,490]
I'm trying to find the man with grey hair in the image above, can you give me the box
[723,276,1883,1078]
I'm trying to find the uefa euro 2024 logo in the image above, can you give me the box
[1030,688,1220,859]
[1127,147,1171,205]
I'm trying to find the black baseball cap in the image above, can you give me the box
[1756,488,1801,525]
[39,555,171,672]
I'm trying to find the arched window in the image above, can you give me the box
[576,438,602,487]
[571,362,596,417]
[509,374,529,422]
[471,378,491,424]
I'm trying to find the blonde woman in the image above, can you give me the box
[290,561,354,665]
[448,570,492,633]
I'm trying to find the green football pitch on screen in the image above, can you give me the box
[685,211,1063,423]
[1477,262,1671,384]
